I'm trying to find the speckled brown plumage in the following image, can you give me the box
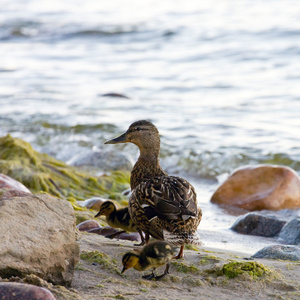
[130,175,202,246]
[105,120,202,257]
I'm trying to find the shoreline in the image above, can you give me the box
[69,233,300,300]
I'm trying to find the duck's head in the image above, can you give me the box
[121,252,139,274]
[105,120,160,156]
[94,201,116,217]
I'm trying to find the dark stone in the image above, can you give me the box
[101,93,130,99]
[278,218,300,245]
[0,282,55,300]
[251,245,300,261]
[231,213,286,237]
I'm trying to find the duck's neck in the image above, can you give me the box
[130,149,167,190]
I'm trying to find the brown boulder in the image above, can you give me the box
[211,165,300,211]
[0,193,79,286]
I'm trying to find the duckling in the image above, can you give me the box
[121,241,175,280]
[94,201,145,245]
[105,120,202,258]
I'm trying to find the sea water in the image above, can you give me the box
[1,0,300,253]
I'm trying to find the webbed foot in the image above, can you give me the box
[142,272,156,280]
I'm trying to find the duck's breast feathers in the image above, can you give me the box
[134,176,198,221]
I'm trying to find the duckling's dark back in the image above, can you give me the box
[138,241,175,269]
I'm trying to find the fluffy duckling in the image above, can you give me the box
[95,201,145,244]
[121,241,175,280]
[105,120,202,259]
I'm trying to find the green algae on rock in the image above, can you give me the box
[221,261,272,279]
[171,261,200,274]
[0,135,130,201]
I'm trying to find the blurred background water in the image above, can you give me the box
[1,0,300,252]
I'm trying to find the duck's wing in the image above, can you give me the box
[137,176,198,222]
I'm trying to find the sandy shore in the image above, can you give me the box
[64,232,300,300]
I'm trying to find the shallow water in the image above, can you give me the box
[1,0,300,252]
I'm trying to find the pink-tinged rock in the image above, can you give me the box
[0,190,32,200]
[117,232,141,242]
[211,165,300,211]
[0,173,31,193]
[76,220,101,232]
[0,282,55,300]
[88,226,120,236]
[88,226,141,242]
[77,197,105,211]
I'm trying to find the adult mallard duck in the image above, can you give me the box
[94,201,145,244]
[121,241,175,280]
[105,120,202,258]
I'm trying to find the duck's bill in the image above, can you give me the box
[104,132,128,144]
[121,266,127,274]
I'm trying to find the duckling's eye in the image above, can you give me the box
[136,127,141,131]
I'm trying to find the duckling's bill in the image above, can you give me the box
[121,252,139,274]
[94,211,101,218]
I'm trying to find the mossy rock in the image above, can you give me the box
[0,135,130,201]
[171,261,200,274]
[221,261,271,279]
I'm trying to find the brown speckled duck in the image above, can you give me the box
[105,120,202,258]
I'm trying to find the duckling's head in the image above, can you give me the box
[105,120,160,156]
[94,201,116,217]
[121,252,139,274]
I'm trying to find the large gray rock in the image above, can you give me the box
[231,213,286,237]
[278,218,300,245]
[251,245,300,261]
[0,194,79,286]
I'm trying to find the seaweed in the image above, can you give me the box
[221,261,272,279]
[0,135,130,202]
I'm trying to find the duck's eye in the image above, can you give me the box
[136,127,141,131]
